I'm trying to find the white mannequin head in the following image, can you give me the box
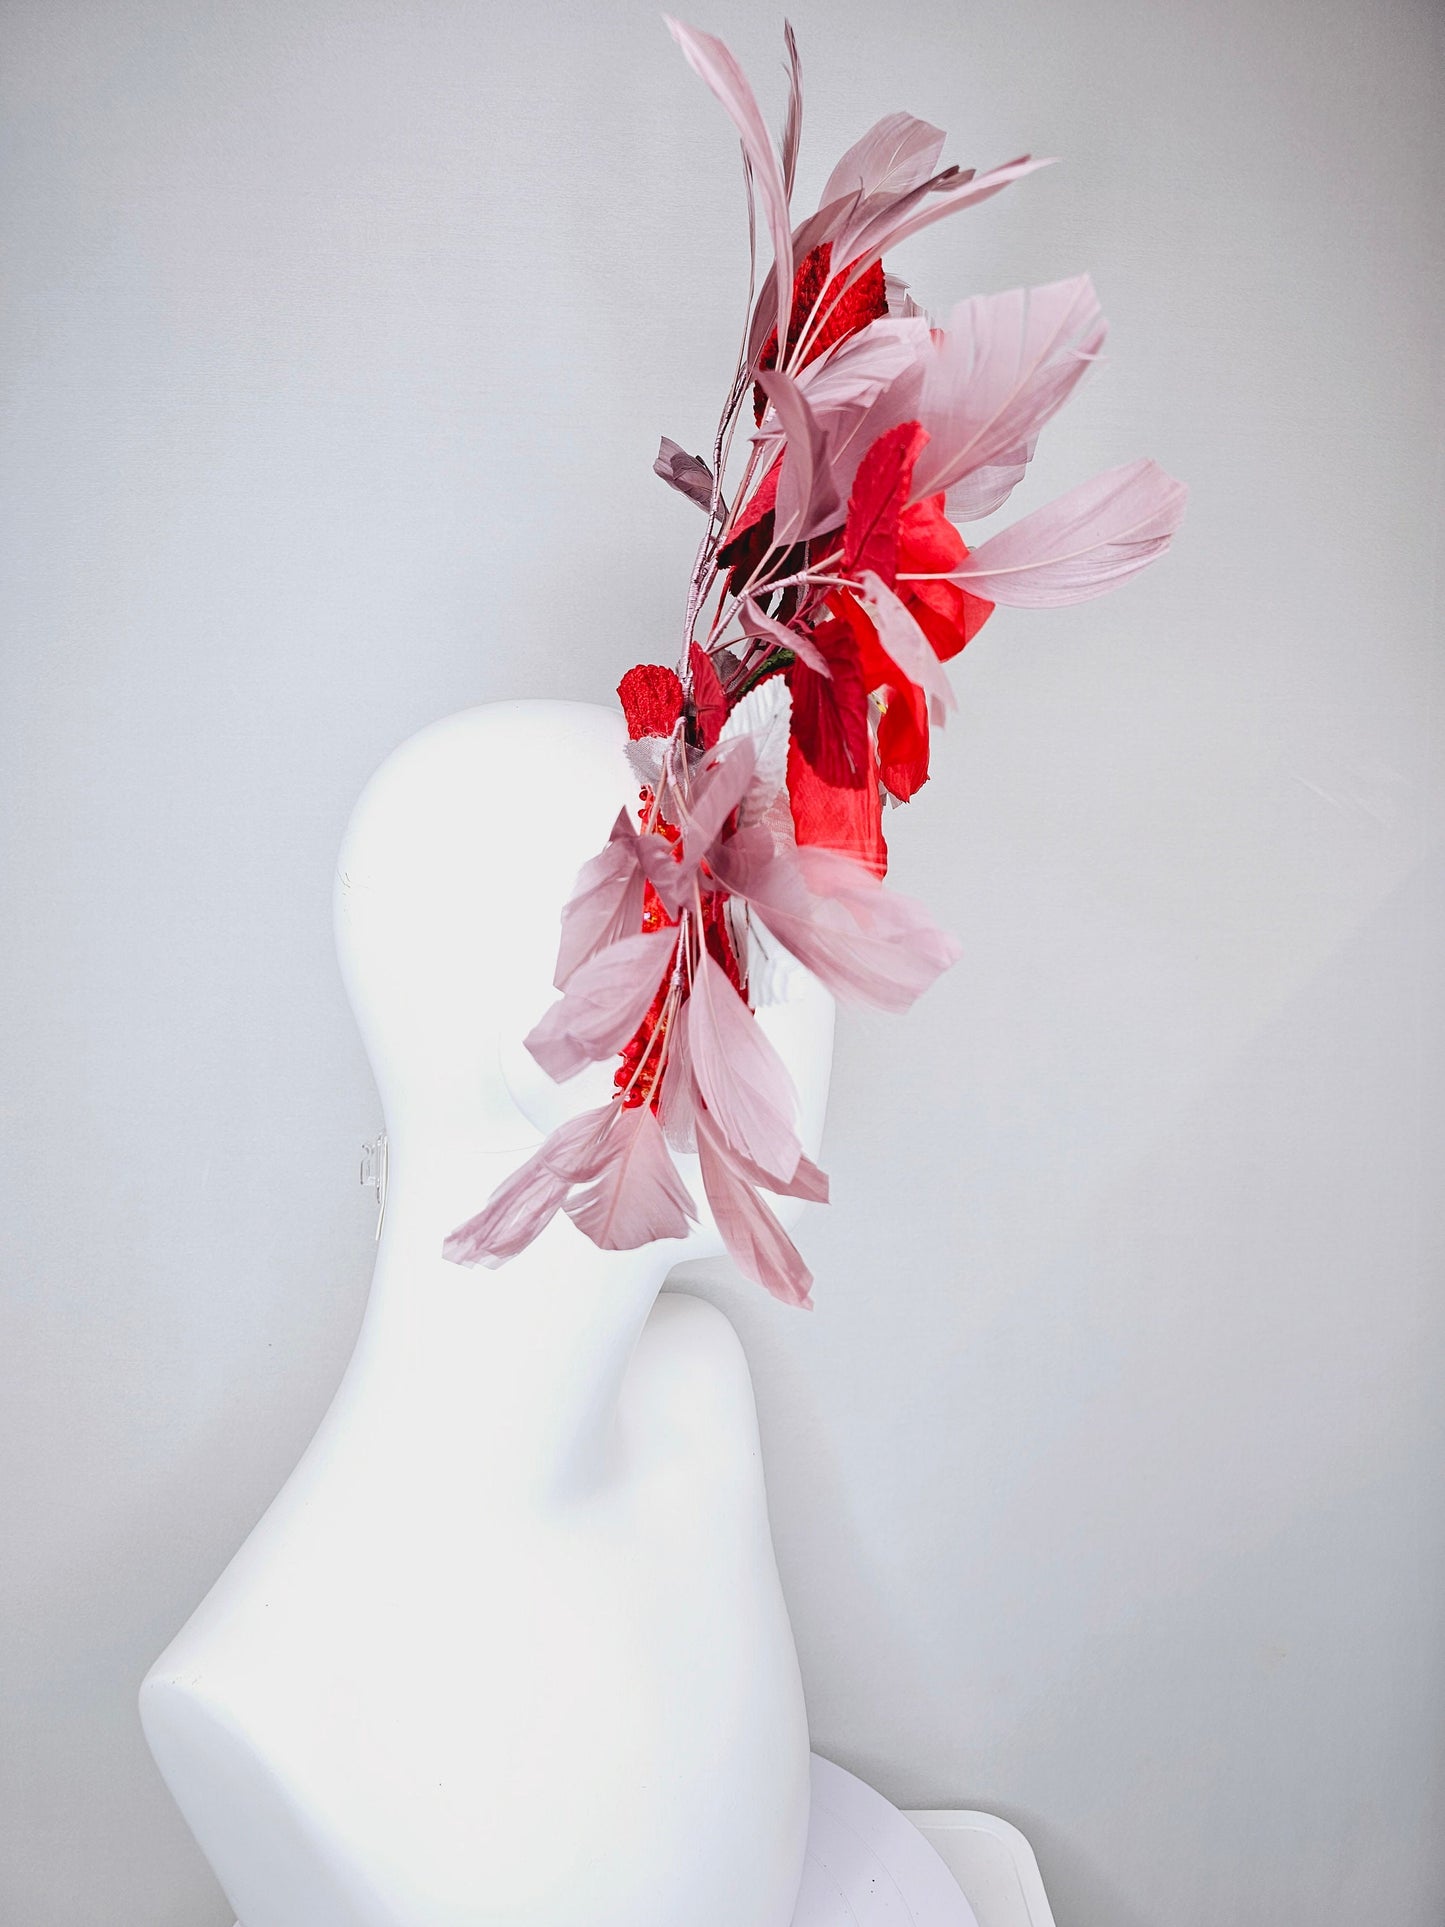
[335,700,835,1263]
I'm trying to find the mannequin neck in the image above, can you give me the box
[332,1128,676,1507]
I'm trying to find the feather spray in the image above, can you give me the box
[445,18,1187,1303]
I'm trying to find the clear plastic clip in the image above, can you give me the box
[359,1132,388,1242]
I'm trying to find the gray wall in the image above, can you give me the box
[3,1,1443,1922]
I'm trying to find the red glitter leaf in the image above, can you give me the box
[617,664,684,740]
[753,242,889,421]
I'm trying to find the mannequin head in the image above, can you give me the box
[335,700,835,1256]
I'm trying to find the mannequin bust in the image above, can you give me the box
[140,700,837,1927]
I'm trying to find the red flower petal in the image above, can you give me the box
[909,586,992,662]
[877,678,930,801]
[898,495,995,660]
[830,590,896,692]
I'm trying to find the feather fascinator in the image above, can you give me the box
[444,18,1186,1305]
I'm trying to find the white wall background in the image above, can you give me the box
[3,1,1443,1922]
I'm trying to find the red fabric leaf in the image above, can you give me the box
[617,664,684,740]
[860,572,957,725]
[910,589,991,663]
[688,642,729,749]
[785,736,887,878]
[788,616,871,790]
[842,421,929,589]
[721,453,782,553]
[829,587,946,800]
[828,588,950,779]
[898,493,968,570]
[717,456,783,594]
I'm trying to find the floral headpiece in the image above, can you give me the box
[444,19,1185,1305]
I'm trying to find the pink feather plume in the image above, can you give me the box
[818,113,948,262]
[682,950,803,1185]
[442,1105,615,1268]
[941,458,1188,606]
[525,927,677,1083]
[564,1104,699,1250]
[713,829,961,1014]
[553,808,647,989]
[910,275,1107,506]
[695,1107,815,1308]
[667,18,795,354]
[839,154,1055,275]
